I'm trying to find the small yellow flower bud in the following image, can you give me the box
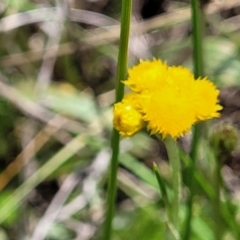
[113,98,144,137]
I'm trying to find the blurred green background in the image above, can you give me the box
[0,0,240,239]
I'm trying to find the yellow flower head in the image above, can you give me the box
[113,94,144,137]
[113,59,222,139]
[193,78,223,121]
[123,59,168,93]
[140,84,196,139]
[167,66,195,89]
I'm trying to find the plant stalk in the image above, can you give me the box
[164,137,181,236]
[102,1,132,240]
[183,0,205,239]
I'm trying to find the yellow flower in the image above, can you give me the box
[167,66,195,89]
[193,78,223,121]
[113,94,144,137]
[123,59,168,93]
[113,59,222,139]
[140,85,196,139]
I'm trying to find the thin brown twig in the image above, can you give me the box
[0,116,67,191]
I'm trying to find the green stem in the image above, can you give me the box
[102,1,132,240]
[164,137,181,236]
[211,143,224,240]
[213,157,222,240]
[153,161,180,240]
[191,0,204,78]
[153,162,170,210]
[115,1,132,103]
[183,1,205,239]
[183,125,199,240]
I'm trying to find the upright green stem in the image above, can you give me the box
[115,1,132,103]
[183,125,199,240]
[213,156,222,240]
[103,1,132,240]
[183,1,205,239]
[191,0,204,78]
[153,162,170,210]
[164,137,181,237]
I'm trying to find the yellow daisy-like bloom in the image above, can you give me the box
[113,59,222,139]
[140,84,196,139]
[123,59,168,93]
[113,94,144,137]
[133,64,198,138]
[167,66,195,89]
[193,78,223,121]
